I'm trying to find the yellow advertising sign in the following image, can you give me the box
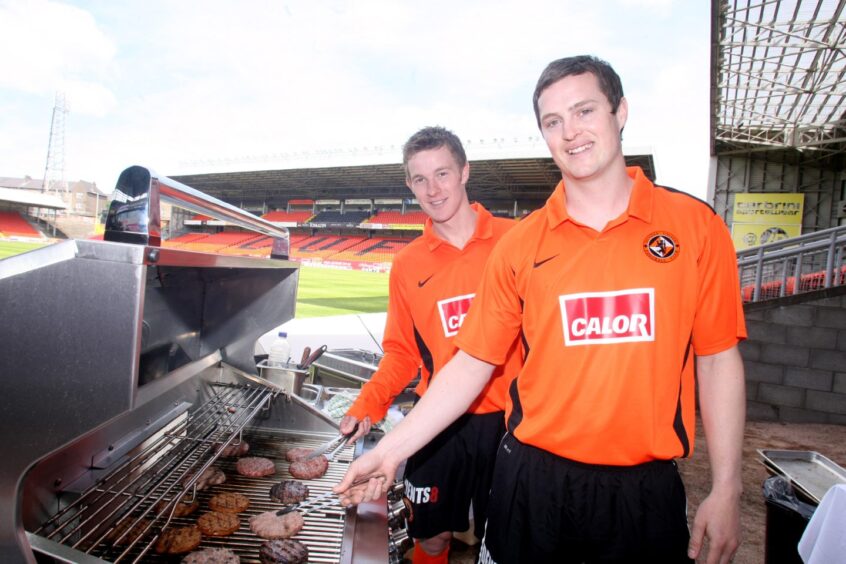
[731,193,804,249]
[732,193,804,224]
[731,223,802,249]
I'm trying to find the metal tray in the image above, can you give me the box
[758,449,846,503]
[311,348,384,387]
[255,359,310,395]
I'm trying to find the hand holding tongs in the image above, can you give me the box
[304,423,358,462]
[276,479,368,516]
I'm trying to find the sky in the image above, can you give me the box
[0,0,712,199]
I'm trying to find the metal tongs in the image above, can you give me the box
[276,479,369,516]
[304,423,358,462]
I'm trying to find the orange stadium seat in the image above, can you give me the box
[0,211,41,238]
[163,231,263,254]
[164,233,211,247]
[292,235,366,259]
[367,211,427,226]
[330,237,412,262]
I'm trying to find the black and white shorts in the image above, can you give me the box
[403,410,505,540]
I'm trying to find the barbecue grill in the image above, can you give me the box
[0,167,409,563]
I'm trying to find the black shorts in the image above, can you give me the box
[402,410,505,540]
[479,434,693,564]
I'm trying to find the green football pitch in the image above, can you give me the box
[0,241,388,319]
[0,240,48,259]
[296,266,389,318]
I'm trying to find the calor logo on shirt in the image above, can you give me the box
[437,293,475,337]
[559,288,655,346]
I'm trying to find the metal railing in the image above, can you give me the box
[737,225,846,304]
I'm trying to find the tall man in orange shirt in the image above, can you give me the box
[337,56,747,564]
[338,126,520,564]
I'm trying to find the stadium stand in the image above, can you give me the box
[330,237,410,263]
[263,210,314,223]
[292,235,366,259]
[366,210,427,226]
[165,233,212,246]
[741,265,846,302]
[0,211,42,238]
[308,211,372,226]
[163,231,265,254]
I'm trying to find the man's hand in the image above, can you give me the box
[340,414,371,443]
[334,351,495,507]
[687,488,741,564]
[333,446,399,507]
[694,346,745,563]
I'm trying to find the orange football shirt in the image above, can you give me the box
[347,203,521,424]
[456,167,747,465]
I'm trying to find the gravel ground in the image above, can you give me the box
[679,419,846,564]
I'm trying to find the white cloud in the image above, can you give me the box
[618,0,675,12]
[0,0,116,96]
[0,0,712,198]
[61,80,117,117]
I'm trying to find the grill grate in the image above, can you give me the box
[33,383,355,563]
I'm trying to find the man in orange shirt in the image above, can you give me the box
[337,57,747,564]
[338,126,520,564]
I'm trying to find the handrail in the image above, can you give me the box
[738,225,846,303]
[103,165,289,258]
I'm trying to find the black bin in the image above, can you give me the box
[763,475,816,564]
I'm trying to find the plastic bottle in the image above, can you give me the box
[268,331,291,367]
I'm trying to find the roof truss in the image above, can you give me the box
[712,0,846,157]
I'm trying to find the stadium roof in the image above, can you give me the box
[711,0,846,164]
[0,187,66,210]
[172,154,655,210]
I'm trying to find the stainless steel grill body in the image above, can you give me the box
[0,167,391,563]
[25,364,363,563]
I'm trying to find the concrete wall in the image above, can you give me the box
[741,292,846,424]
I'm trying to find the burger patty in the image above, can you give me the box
[288,455,328,480]
[236,457,277,478]
[249,510,305,540]
[182,547,241,564]
[284,447,312,463]
[259,539,309,564]
[154,525,202,554]
[269,480,309,505]
[216,440,250,458]
[184,466,226,491]
[196,511,240,537]
[155,496,199,518]
[209,492,250,513]
[105,517,151,545]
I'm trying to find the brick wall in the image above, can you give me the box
[741,291,846,424]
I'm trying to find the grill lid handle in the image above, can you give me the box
[104,165,290,258]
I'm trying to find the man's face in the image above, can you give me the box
[537,72,627,183]
[405,145,470,226]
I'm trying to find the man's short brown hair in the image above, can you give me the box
[402,126,467,178]
[533,55,624,129]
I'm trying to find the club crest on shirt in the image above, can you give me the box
[437,293,475,337]
[643,231,680,263]
[559,288,655,346]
